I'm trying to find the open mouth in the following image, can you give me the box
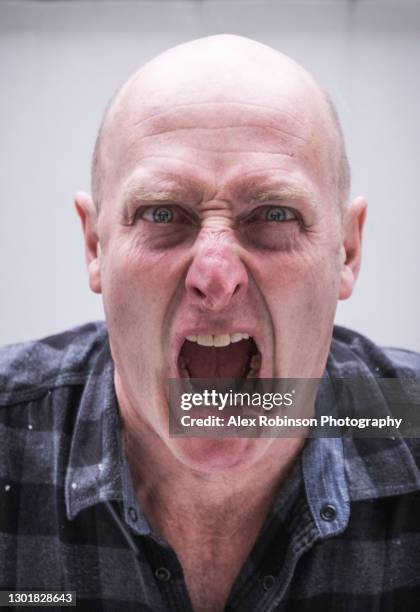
[177,333,261,379]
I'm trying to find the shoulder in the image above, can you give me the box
[330,325,420,378]
[330,328,420,500]
[0,321,109,405]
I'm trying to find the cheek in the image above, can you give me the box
[254,247,340,376]
[249,240,342,334]
[100,235,186,325]
[254,244,340,293]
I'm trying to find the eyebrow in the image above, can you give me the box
[122,184,186,206]
[245,186,313,205]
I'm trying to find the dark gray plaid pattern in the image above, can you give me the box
[1,322,420,611]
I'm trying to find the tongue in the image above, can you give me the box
[180,339,255,378]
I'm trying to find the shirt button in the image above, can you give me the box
[155,567,171,582]
[262,575,276,591]
[320,503,337,522]
[128,506,138,522]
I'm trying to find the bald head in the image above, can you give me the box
[91,35,350,211]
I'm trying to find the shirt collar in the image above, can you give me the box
[302,363,420,539]
[301,371,350,538]
[65,338,124,520]
[325,351,420,503]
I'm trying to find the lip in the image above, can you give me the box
[169,326,269,379]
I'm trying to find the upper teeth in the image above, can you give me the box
[186,332,250,347]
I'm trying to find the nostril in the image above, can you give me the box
[232,284,241,296]
[193,287,206,299]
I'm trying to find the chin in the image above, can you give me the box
[168,436,269,473]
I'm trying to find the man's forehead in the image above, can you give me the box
[124,101,312,149]
[107,35,327,138]
[93,35,343,210]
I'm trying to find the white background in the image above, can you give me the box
[1,0,419,350]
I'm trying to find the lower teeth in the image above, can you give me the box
[181,365,191,378]
[178,353,261,379]
[246,353,261,379]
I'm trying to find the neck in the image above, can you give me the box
[122,417,304,535]
[116,370,305,533]
[117,376,306,612]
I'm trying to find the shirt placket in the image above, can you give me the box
[225,493,319,612]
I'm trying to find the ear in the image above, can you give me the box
[338,196,368,300]
[74,191,102,294]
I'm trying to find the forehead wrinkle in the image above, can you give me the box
[127,101,310,145]
[131,100,305,130]
[119,152,215,175]
[141,148,297,159]
[138,152,291,162]
[135,124,307,144]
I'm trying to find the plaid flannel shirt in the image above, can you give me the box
[1,321,420,611]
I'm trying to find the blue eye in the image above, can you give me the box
[138,206,175,224]
[152,207,173,223]
[138,204,196,226]
[264,207,294,222]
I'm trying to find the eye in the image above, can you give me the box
[143,206,174,223]
[138,205,193,224]
[134,203,199,233]
[262,206,296,222]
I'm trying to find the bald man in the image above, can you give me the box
[1,35,420,611]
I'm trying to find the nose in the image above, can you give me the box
[185,231,248,312]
